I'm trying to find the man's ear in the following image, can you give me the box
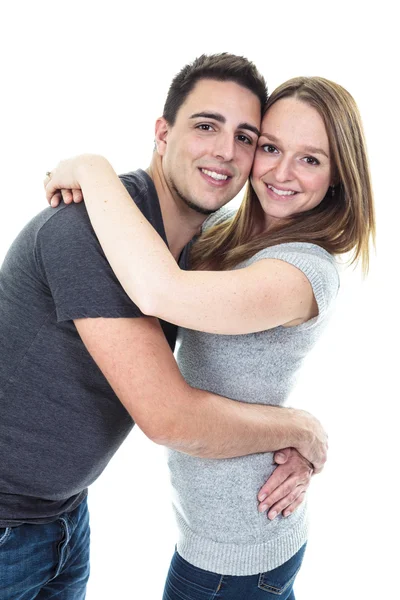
[154,117,169,156]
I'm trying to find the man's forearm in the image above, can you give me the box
[150,387,326,470]
[74,315,325,469]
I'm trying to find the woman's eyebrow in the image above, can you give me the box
[301,145,329,158]
[260,132,329,158]
[259,131,279,142]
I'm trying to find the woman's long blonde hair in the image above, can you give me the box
[190,76,375,274]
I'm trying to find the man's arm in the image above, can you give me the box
[74,316,327,469]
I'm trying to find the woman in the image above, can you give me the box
[45,77,375,599]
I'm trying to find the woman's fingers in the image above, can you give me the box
[61,189,73,204]
[43,170,83,208]
[49,192,62,208]
[72,189,84,203]
[46,189,82,208]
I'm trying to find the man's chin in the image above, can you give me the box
[174,188,222,216]
[181,197,216,216]
[172,181,235,215]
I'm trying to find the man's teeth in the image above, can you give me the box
[268,185,296,196]
[202,169,228,181]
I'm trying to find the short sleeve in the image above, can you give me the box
[248,243,340,328]
[35,204,143,322]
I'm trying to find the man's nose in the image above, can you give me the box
[212,133,235,162]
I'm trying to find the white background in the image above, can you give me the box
[0,1,398,598]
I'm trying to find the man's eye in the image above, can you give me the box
[237,134,252,145]
[196,124,214,131]
[262,144,278,153]
[303,156,320,166]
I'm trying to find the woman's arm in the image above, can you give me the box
[45,155,317,335]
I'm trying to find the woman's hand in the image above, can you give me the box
[44,154,103,207]
[46,187,84,208]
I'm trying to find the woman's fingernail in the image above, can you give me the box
[259,504,268,513]
[259,494,267,502]
[269,511,277,520]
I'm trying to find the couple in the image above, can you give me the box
[0,53,374,599]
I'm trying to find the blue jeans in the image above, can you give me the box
[0,498,90,600]
[163,544,306,600]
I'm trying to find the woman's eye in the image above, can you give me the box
[303,156,320,166]
[261,144,278,153]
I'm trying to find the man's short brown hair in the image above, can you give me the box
[163,53,268,125]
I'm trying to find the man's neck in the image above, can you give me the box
[146,154,207,261]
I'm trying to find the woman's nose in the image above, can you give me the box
[274,157,294,182]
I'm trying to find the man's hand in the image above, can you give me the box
[257,447,313,520]
[291,408,328,473]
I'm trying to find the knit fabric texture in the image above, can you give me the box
[170,207,340,575]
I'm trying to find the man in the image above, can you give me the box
[0,53,326,599]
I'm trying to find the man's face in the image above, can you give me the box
[157,79,261,215]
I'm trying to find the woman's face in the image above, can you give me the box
[251,97,333,229]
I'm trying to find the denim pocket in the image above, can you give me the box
[258,544,306,595]
[0,527,12,548]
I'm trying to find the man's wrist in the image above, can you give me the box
[281,407,312,450]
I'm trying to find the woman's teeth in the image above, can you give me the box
[268,184,296,196]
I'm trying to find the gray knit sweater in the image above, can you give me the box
[170,208,340,576]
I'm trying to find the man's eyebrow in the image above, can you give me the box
[190,112,260,137]
[190,111,226,122]
[240,123,261,137]
[261,132,329,158]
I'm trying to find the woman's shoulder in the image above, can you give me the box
[248,242,340,323]
[201,206,237,233]
[249,241,339,285]
[249,242,337,270]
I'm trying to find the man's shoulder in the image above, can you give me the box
[118,169,156,206]
[32,202,91,241]
[21,167,163,253]
[5,205,79,256]
[33,168,153,238]
[119,168,165,239]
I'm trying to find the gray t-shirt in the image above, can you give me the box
[0,169,176,527]
[170,207,340,575]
